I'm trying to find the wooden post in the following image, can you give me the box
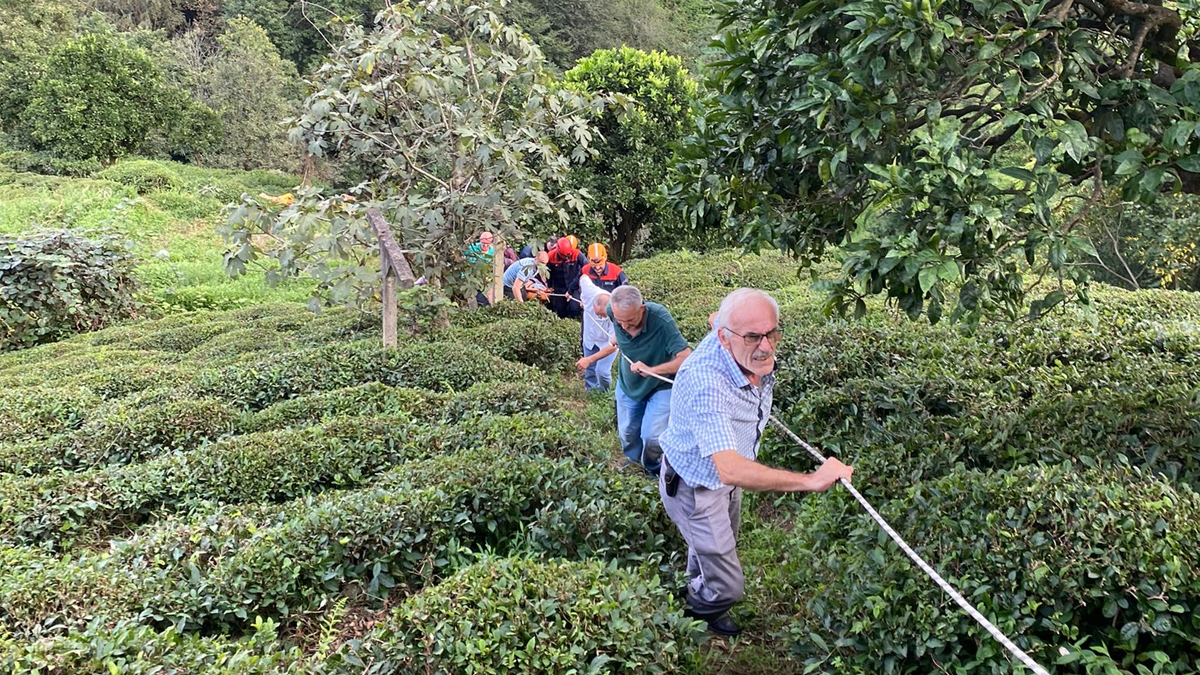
[367,208,415,348]
[492,233,506,303]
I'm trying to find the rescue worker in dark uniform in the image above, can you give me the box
[547,236,586,319]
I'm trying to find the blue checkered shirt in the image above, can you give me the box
[660,331,775,489]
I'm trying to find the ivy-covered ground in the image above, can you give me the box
[1,249,1199,674]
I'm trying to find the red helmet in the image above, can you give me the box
[556,237,574,256]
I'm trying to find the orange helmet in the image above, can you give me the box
[587,243,607,265]
[566,235,579,251]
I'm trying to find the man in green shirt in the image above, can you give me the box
[607,285,692,475]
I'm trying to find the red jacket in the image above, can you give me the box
[582,262,627,293]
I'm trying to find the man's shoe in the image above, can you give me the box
[705,613,741,637]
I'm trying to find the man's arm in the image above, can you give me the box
[649,347,691,377]
[577,343,618,370]
[711,451,853,492]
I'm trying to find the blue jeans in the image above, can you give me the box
[582,343,616,392]
[615,385,672,475]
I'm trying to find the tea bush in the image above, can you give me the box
[0,617,300,674]
[788,465,1200,675]
[764,287,1200,494]
[95,160,184,194]
[0,449,676,635]
[447,317,582,373]
[0,416,415,549]
[325,557,703,674]
[0,386,101,444]
[0,397,241,475]
[194,340,535,410]
[622,249,800,300]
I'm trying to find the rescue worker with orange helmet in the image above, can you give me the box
[581,243,627,293]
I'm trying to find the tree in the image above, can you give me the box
[167,17,300,170]
[670,0,1200,325]
[563,47,698,260]
[501,0,696,71]
[220,0,384,70]
[21,33,178,162]
[221,0,599,309]
[0,0,80,134]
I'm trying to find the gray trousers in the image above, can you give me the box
[659,459,744,617]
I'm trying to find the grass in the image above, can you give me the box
[0,157,313,312]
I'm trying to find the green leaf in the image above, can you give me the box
[1114,150,1144,176]
[999,167,1037,183]
[919,265,940,292]
[1177,155,1200,173]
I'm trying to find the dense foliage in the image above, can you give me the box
[563,47,699,261]
[671,0,1200,325]
[1,251,1199,673]
[1081,192,1200,291]
[0,229,141,351]
[328,557,703,673]
[791,465,1200,674]
[20,34,209,164]
[222,0,601,308]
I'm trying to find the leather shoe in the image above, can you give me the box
[685,608,741,637]
[705,613,741,637]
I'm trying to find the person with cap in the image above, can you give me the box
[658,288,854,637]
[547,236,587,320]
[575,275,619,392]
[607,284,691,475]
[502,251,550,302]
[581,243,627,293]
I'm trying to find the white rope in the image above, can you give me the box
[614,346,1051,675]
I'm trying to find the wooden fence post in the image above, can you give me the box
[367,208,416,348]
[492,234,506,303]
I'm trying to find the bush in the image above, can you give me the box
[448,318,582,372]
[0,617,299,674]
[622,249,800,302]
[447,299,559,329]
[194,340,538,411]
[789,465,1200,675]
[0,397,242,475]
[0,149,103,177]
[20,34,171,162]
[326,557,703,674]
[244,382,439,433]
[96,160,184,194]
[765,289,1200,494]
[0,386,101,444]
[0,409,606,550]
[0,416,415,549]
[0,447,676,636]
[0,230,141,351]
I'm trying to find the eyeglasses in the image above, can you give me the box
[722,326,783,347]
[590,258,604,265]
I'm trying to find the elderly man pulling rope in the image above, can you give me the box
[656,288,854,636]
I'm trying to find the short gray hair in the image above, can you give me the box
[717,288,779,332]
[593,292,611,314]
[610,285,643,312]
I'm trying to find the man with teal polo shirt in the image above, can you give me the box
[606,285,692,475]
